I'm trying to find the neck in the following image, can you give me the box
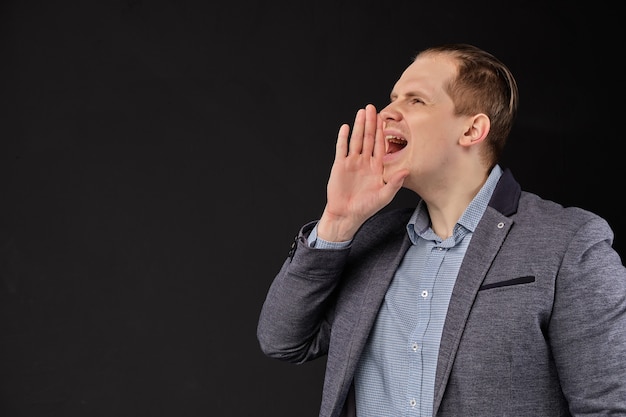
[421,169,490,240]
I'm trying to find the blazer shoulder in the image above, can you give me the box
[348,207,414,254]
[361,207,415,234]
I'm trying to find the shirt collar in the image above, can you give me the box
[407,165,503,245]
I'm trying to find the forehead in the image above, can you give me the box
[391,53,458,97]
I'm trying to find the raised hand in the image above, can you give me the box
[317,104,408,242]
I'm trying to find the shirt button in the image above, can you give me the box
[421,290,428,298]
[410,399,417,407]
[412,343,419,351]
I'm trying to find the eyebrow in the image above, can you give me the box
[389,91,422,101]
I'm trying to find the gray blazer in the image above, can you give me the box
[257,169,626,417]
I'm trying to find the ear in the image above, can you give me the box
[459,114,490,147]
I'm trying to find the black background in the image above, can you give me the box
[0,1,623,416]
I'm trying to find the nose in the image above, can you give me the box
[379,102,401,122]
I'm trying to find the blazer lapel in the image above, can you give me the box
[331,219,413,416]
[432,207,513,415]
[351,232,413,355]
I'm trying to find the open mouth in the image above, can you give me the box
[386,135,407,154]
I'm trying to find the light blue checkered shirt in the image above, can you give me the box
[309,165,502,417]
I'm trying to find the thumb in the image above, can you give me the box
[381,169,409,199]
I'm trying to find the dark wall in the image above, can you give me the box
[0,1,622,416]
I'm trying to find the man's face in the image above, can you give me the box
[379,53,470,193]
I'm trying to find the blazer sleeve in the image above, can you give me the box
[549,214,626,415]
[257,222,350,364]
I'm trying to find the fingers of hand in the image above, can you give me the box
[373,113,385,158]
[348,108,365,155]
[361,104,377,156]
[339,105,382,160]
[336,124,350,157]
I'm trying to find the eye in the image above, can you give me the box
[409,97,424,105]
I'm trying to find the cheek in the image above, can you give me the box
[409,138,452,170]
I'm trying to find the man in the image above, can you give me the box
[257,43,626,417]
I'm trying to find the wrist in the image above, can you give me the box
[317,212,360,243]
